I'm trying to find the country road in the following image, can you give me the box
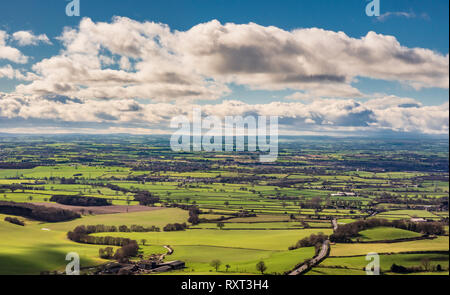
[288,240,330,275]
[288,219,336,275]
[332,218,338,231]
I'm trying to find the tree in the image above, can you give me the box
[421,258,430,271]
[134,192,159,206]
[311,196,322,209]
[210,259,222,272]
[99,247,114,259]
[99,248,105,258]
[225,264,231,272]
[188,207,200,225]
[256,261,267,274]
[217,222,225,230]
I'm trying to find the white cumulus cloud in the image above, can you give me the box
[14,17,448,103]
[12,31,52,46]
[0,30,28,63]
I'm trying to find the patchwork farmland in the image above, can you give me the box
[0,135,448,275]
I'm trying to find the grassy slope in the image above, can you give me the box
[354,227,422,242]
[0,219,106,275]
[0,208,186,274]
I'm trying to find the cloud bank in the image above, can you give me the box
[13,17,449,101]
[0,92,447,135]
[0,17,448,135]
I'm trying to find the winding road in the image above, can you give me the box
[159,245,173,260]
[288,240,330,275]
[332,218,338,231]
[288,218,336,275]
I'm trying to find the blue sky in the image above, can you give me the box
[0,0,448,134]
[0,0,448,49]
[1,0,448,104]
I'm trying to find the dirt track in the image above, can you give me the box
[32,202,164,215]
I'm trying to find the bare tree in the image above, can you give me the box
[210,259,222,272]
[421,258,431,271]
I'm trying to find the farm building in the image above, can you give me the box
[152,265,172,272]
[160,260,185,270]
[93,260,186,275]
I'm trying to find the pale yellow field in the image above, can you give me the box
[330,236,449,257]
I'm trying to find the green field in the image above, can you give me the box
[191,222,305,229]
[0,218,107,275]
[92,228,333,251]
[0,209,328,275]
[167,245,315,274]
[38,208,189,232]
[376,210,440,220]
[354,227,423,242]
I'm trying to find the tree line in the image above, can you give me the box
[0,201,80,222]
[66,224,153,262]
[163,223,188,231]
[67,224,160,235]
[50,195,111,207]
[133,191,160,206]
[289,233,328,251]
[390,261,446,274]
